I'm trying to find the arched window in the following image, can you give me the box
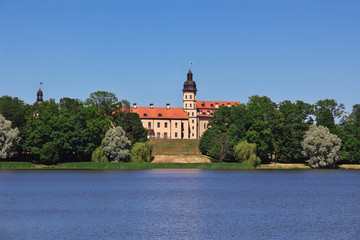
[158,113,163,117]
[143,113,148,117]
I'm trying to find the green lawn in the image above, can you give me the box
[151,139,201,155]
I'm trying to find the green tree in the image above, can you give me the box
[245,95,280,162]
[208,133,233,162]
[314,99,344,133]
[0,96,28,129]
[337,104,360,163]
[301,125,341,168]
[233,140,261,167]
[113,110,147,144]
[130,141,153,163]
[85,91,119,116]
[103,126,131,162]
[278,100,313,162]
[0,115,20,160]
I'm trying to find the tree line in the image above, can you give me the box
[0,91,151,164]
[199,95,360,168]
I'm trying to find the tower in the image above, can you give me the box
[183,66,198,139]
[36,82,43,104]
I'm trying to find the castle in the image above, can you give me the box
[130,68,240,139]
[35,67,240,139]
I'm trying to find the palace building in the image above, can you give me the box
[130,68,240,139]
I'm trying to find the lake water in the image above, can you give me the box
[0,170,359,240]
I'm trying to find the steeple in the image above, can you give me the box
[183,63,197,93]
[36,82,43,104]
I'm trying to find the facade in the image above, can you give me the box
[131,68,240,139]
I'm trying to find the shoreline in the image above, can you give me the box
[0,161,359,170]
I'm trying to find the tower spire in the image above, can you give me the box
[36,82,44,104]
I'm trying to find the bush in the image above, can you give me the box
[301,125,341,168]
[130,141,153,163]
[234,140,261,168]
[91,139,108,162]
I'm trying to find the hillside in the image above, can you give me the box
[151,139,201,155]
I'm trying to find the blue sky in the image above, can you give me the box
[1,0,359,112]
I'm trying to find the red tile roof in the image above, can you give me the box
[131,107,189,119]
[196,101,240,118]
[197,101,240,109]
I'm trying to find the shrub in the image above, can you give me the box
[130,141,153,163]
[234,140,261,167]
[91,139,108,162]
[301,125,341,168]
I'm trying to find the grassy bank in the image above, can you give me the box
[1,161,359,170]
[151,139,200,155]
[0,162,38,169]
[57,162,255,170]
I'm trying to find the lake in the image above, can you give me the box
[0,170,359,239]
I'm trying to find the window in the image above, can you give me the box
[192,126,194,130]
[192,112,194,116]
[190,95,192,99]
[148,122,151,129]
[192,120,194,123]
[157,132,160,138]
[143,113,148,117]
[175,132,178,138]
[158,113,162,117]
[190,104,192,108]
[185,104,187,108]
[165,122,168,128]
[164,132,168,139]
[192,133,194,137]
[210,104,214,107]
[185,95,187,99]
[175,122,178,128]
[157,122,160,128]
[204,123,206,128]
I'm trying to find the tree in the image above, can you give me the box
[103,126,131,162]
[278,100,313,162]
[245,95,280,161]
[130,141,153,163]
[0,114,20,160]
[301,125,341,168]
[337,104,360,163]
[113,111,147,144]
[0,96,28,129]
[208,133,233,162]
[85,91,119,116]
[233,141,261,167]
[314,99,344,133]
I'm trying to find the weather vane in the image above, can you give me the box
[189,61,194,70]
[39,82,43,89]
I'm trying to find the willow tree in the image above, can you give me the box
[0,114,20,159]
[302,125,341,168]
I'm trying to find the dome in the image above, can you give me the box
[183,69,197,93]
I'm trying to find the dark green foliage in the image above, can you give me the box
[130,141,153,163]
[113,111,147,144]
[337,104,360,163]
[277,100,312,162]
[233,141,261,167]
